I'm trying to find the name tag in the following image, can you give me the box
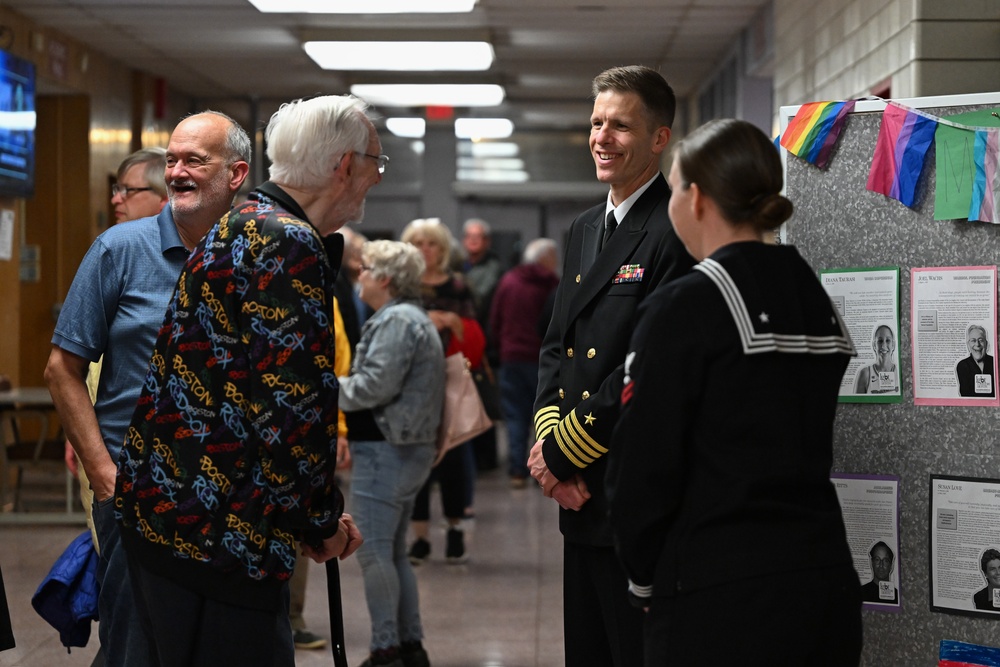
[975,373,992,394]
[878,581,894,601]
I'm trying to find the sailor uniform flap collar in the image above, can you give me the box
[693,242,856,357]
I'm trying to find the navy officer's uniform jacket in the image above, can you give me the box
[533,173,694,546]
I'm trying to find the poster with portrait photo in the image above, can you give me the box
[820,266,901,403]
[930,474,1000,618]
[911,266,999,407]
[831,473,901,611]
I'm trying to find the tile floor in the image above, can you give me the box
[0,434,568,667]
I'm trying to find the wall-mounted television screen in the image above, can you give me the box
[0,50,35,198]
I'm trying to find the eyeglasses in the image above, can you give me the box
[361,153,389,174]
[111,184,153,198]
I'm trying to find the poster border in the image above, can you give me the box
[911,266,1000,407]
[820,265,902,404]
[831,471,903,612]
[928,473,1000,619]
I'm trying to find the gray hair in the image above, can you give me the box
[266,95,373,190]
[968,324,990,354]
[463,218,491,236]
[400,217,453,273]
[362,240,425,299]
[523,237,557,264]
[181,110,252,165]
[117,147,167,198]
[968,324,989,342]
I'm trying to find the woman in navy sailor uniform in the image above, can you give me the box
[606,119,863,667]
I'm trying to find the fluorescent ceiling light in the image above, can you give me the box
[351,84,504,108]
[454,118,513,140]
[457,157,525,171]
[458,141,520,158]
[249,0,476,13]
[305,42,493,72]
[457,168,529,183]
[386,118,426,138]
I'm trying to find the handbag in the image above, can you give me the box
[436,352,493,464]
[472,358,502,420]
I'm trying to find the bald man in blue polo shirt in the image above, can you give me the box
[45,111,251,667]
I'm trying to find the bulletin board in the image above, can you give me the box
[780,91,1000,666]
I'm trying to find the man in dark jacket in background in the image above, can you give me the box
[490,238,559,487]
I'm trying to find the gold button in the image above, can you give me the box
[575,274,581,283]
[559,388,565,399]
[581,391,590,400]
[587,348,596,359]
[567,347,574,358]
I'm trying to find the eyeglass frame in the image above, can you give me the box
[111,184,154,198]
[361,153,389,174]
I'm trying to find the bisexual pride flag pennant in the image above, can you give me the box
[969,128,1000,224]
[780,100,856,168]
[866,101,937,208]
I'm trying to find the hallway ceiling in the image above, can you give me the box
[7,0,773,130]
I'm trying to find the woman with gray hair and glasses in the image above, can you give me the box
[338,240,445,667]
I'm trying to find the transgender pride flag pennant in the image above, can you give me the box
[969,128,1000,224]
[780,100,856,168]
[866,102,938,208]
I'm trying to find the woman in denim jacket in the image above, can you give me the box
[338,240,445,667]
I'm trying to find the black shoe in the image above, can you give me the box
[292,629,327,650]
[445,528,467,564]
[359,646,404,667]
[359,656,404,667]
[408,538,430,565]
[401,643,431,667]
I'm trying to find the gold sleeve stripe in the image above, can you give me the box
[536,418,559,440]
[566,410,608,457]
[555,418,596,466]
[552,421,590,469]
[534,406,560,440]
[534,405,560,427]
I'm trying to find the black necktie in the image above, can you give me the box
[601,210,617,251]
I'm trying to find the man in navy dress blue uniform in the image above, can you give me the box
[529,65,694,667]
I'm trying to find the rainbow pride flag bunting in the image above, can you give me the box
[969,128,1000,224]
[866,102,938,208]
[780,100,856,168]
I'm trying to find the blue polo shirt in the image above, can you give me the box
[52,206,191,462]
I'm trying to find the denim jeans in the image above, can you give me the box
[93,495,153,666]
[348,439,436,651]
[498,362,539,478]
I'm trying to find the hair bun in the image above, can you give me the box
[752,193,793,230]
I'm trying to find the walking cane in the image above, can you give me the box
[325,559,348,667]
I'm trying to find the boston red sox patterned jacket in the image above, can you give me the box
[116,182,344,612]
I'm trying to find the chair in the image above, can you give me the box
[3,409,71,512]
